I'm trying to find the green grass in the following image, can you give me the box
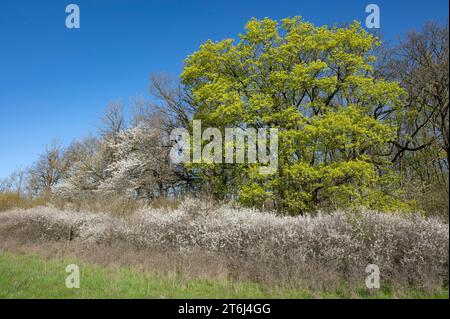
[0,251,447,299]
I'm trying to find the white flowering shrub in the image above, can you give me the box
[0,200,448,289]
[97,122,180,199]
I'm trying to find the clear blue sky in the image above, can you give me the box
[0,0,448,179]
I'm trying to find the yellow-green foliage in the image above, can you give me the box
[0,192,24,212]
[182,17,409,214]
[0,192,47,212]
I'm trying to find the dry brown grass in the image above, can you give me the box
[0,192,48,212]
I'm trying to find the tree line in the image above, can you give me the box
[1,17,448,216]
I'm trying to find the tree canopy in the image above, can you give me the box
[181,17,409,213]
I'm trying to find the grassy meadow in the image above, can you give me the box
[1,251,448,299]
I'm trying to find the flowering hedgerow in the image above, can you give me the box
[0,198,448,289]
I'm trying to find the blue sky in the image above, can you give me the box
[0,0,448,179]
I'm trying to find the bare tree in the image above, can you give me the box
[100,101,125,138]
[377,20,449,215]
[130,96,154,127]
[0,169,27,195]
[149,73,195,131]
[381,21,449,165]
[28,140,67,196]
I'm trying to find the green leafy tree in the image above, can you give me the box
[182,17,409,214]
